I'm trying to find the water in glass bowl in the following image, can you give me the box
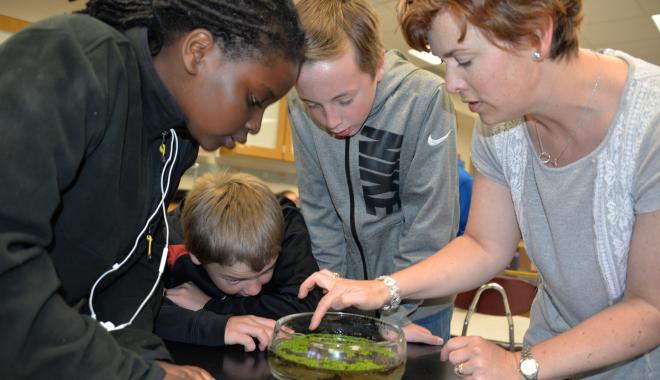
[268,312,406,380]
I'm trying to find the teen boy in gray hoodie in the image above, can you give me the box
[289,0,459,344]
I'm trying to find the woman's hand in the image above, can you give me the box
[165,282,211,311]
[225,315,276,352]
[441,336,519,379]
[298,269,391,329]
[158,361,215,380]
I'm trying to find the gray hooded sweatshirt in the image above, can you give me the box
[288,50,458,325]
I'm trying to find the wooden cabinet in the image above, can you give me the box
[220,98,295,162]
[0,15,30,33]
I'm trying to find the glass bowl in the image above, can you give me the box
[268,312,406,380]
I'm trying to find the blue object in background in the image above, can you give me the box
[457,159,473,236]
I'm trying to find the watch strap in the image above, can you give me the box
[519,347,539,380]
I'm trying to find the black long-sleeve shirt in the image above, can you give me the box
[155,197,322,346]
[0,15,198,379]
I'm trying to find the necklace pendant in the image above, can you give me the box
[539,151,552,165]
[539,152,559,167]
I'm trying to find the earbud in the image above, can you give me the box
[99,321,116,331]
[89,129,179,333]
[99,321,129,332]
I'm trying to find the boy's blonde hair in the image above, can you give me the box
[296,0,384,77]
[181,172,283,271]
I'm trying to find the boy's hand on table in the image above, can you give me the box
[166,282,211,311]
[403,322,444,345]
[158,361,215,380]
[225,315,276,352]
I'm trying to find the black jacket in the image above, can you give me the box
[0,15,198,379]
[155,197,322,346]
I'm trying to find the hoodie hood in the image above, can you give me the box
[368,50,441,120]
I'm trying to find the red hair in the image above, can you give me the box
[397,0,583,61]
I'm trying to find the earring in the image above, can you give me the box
[532,50,542,61]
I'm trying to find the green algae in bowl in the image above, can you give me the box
[268,312,406,380]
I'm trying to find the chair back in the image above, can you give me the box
[456,276,537,351]
[455,276,537,316]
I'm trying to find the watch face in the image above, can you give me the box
[521,359,538,375]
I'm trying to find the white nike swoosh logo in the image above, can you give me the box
[427,130,452,146]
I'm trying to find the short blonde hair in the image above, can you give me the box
[181,172,283,271]
[296,0,384,76]
[397,0,582,61]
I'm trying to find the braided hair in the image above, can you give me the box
[79,0,305,64]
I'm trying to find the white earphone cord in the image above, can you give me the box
[89,129,179,331]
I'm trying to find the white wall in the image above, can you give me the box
[0,31,11,43]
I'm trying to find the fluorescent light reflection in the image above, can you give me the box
[653,14,660,33]
[408,49,442,65]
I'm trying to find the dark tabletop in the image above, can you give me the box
[165,340,460,380]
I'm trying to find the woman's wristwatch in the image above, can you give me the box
[519,347,539,379]
[376,275,401,311]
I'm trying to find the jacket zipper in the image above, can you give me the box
[146,225,154,262]
[345,139,369,280]
[142,131,170,259]
[144,133,169,262]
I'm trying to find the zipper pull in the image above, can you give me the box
[146,234,153,260]
[159,132,167,162]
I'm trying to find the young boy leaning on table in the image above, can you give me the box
[155,172,322,351]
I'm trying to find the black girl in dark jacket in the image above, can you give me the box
[0,1,304,379]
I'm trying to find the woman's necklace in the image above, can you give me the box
[533,52,602,167]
